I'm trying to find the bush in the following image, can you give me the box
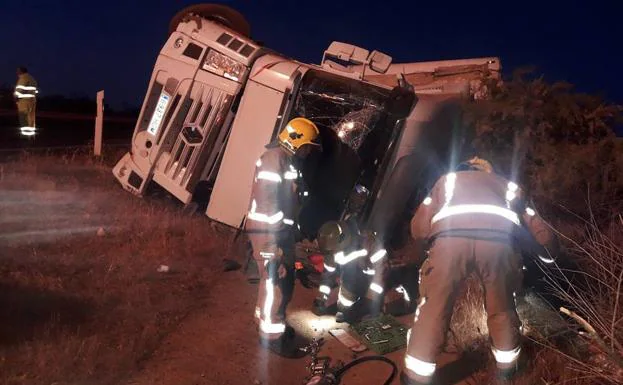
[457,69,623,383]
[538,211,623,384]
[463,69,623,218]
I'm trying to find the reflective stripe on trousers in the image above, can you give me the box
[404,355,436,380]
[492,346,521,367]
[366,248,387,299]
[247,232,294,340]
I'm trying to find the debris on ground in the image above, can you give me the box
[157,265,170,273]
[96,227,106,237]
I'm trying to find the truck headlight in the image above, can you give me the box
[202,49,245,82]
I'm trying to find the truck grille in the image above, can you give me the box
[161,85,233,187]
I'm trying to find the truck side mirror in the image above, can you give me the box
[368,50,392,73]
[323,41,369,65]
[386,80,417,119]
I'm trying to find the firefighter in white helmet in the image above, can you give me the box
[14,66,39,137]
[246,117,321,358]
[401,156,559,385]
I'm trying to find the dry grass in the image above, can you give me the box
[2,147,621,385]
[441,276,611,384]
[537,212,623,385]
[0,148,234,385]
[441,205,623,384]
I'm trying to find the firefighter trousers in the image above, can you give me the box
[248,231,295,341]
[17,100,36,128]
[404,236,522,383]
[316,262,339,304]
[337,260,371,312]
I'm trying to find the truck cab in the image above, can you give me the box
[112,4,501,253]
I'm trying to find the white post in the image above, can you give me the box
[94,90,104,156]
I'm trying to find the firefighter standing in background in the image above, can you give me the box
[14,67,38,137]
[246,117,321,358]
[401,157,558,385]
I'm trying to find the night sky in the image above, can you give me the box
[1,0,622,114]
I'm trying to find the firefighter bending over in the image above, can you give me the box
[313,219,389,324]
[401,157,558,385]
[246,117,321,358]
[14,67,38,137]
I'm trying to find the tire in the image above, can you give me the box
[168,3,251,38]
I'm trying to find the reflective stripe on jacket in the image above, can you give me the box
[245,145,299,234]
[14,74,38,99]
[410,170,558,255]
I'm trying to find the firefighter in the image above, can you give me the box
[311,220,350,317]
[14,67,38,137]
[312,219,389,324]
[401,157,558,385]
[246,117,321,358]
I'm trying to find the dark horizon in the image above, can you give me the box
[1,1,621,110]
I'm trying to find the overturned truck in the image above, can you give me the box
[112,3,501,252]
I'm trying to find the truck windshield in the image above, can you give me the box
[292,69,391,156]
[291,69,393,238]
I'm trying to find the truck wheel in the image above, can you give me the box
[168,3,251,38]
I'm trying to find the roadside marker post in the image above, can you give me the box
[94,90,104,156]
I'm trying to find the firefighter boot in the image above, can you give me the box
[259,325,310,359]
[495,352,525,382]
[496,364,522,384]
[400,371,435,385]
[335,297,371,324]
[312,297,337,316]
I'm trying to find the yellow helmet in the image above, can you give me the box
[458,156,493,173]
[278,117,320,155]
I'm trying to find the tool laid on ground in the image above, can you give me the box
[349,314,408,355]
[302,337,339,385]
[302,336,398,385]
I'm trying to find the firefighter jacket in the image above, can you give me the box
[14,73,38,104]
[245,144,301,239]
[410,170,558,259]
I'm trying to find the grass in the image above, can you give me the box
[442,208,623,384]
[538,211,623,384]
[0,147,234,385]
[1,147,620,385]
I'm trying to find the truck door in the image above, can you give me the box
[204,81,286,228]
[366,94,470,247]
[206,56,305,228]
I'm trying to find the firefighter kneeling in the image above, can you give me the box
[312,219,394,324]
[246,117,321,358]
[401,157,558,385]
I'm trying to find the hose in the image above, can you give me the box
[334,355,398,385]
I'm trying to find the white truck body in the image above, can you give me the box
[113,6,501,242]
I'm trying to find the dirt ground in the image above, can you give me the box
[0,152,590,385]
